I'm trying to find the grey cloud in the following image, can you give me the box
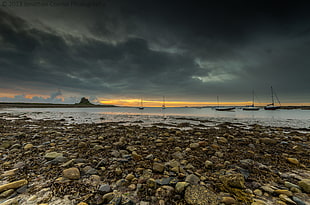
[1,0,310,103]
[0,9,211,99]
[0,93,76,104]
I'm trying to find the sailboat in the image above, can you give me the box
[264,86,281,110]
[243,90,260,111]
[162,96,166,109]
[215,96,235,111]
[138,98,144,110]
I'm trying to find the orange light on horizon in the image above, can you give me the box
[99,99,310,107]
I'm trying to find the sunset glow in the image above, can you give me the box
[99,99,310,107]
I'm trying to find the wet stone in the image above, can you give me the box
[279,194,296,204]
[219,173,246,189]
[189,143,200,149]
[292,196,307,205]
[287,157,300,165]
[102,192,115,204]
[185,174,200,185]
[175,182,189,193]
[155,185,174,198]
[274,189,293,196]
[0,179,28,193]
[98,184,111,194]
[23,143,33,150]
[0,189,15,198]
[221,196,236,204]
[156,177,173,186]
[44,152,63,160]
[145,154,154,160]
[285,181,300,190]
[47,156,68,165]
[63,167,80,180]
[298,179,310,193]
[125,173,135,181]
[153,162,165,173]
[205,160,213,168]
[16,185,28,194]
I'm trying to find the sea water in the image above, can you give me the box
[1,107,309,129]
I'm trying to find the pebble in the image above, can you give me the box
[1,114,310,205]
[62,167,80,180]
[292,196,307,205]
[298,179,310,193]
[77,202,88,205]
[0,198,19,205]
[221,196,236,204]
[175,182,189,193]
[260,185,274,193]
[285,181,300,190]
[219,174,246,189]
[132,151,142,161]
[274,189,293,196]
[23,143,33,150]
[279,194,297,204]
[125,173,135,181]
[0,189,15,198]
[205,160,213,168]
[153,162,165,173]
[218,137,228,144]
[253,189,263,196]
[287,157,300,165]
[1,169,18,177]
[189,143,200,149]
[44,152,63,160]
[102,192,115,203]
[128,184,136,191]
[185,174,200,185]
[0,179,28,193]
[251,199,268,205]
[155,185,174,197]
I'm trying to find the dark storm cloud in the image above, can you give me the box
[0,8,209,99]
[1,0,310,103]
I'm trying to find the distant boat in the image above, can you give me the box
[162,96,166,109]
[215,96,235,111]
[216,107,236,111]
[243,90,260,111]
[264,86,281,110]
[138,98,144,110]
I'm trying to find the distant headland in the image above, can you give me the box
[0,97,117,108]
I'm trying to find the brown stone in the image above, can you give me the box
[221,196,236,204]
[153,162,165,173]
[63,167,80,180]
[0,179,28,193]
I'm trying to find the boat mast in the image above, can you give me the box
[271,86,274,106]
[252,90,255,107]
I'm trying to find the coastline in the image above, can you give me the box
[1,102,310,110]
[0,113,309,204]
[0,102,117,109]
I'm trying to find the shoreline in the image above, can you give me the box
[1,102,310,110]
[0,113,309,204]
[0,102,117,109]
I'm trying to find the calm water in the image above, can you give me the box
[1,107,309,129]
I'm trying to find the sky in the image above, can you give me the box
[0,0,310,106]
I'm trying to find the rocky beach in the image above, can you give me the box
[0,112,309,205]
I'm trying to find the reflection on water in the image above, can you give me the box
[1,107,309,129]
